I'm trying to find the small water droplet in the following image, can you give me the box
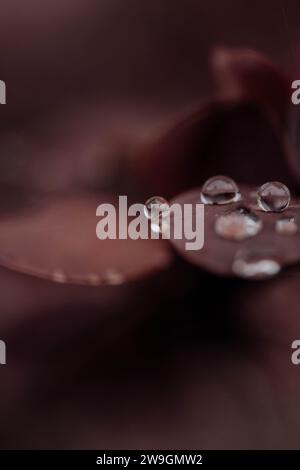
[276,216,298,235]
[257,181,290,212]
[215,207,262,241]
[88,273,101,286]
[104,268,125,285]
[232,248,281,279]
[144,196,170,220]
[201,175,241,205]
[52,269,67,283]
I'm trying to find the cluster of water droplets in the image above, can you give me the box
[144,177,297,279]
[200,176,297,279]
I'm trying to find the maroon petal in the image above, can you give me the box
[133,101,296,199]
[211,47,291,130]
[0,194,172,285]
[169,185,300,277]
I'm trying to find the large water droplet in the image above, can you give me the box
[144,196,170,220]
[201,175,240,205]
[232,248,281,279]
[215,207,262,241]
[257,181,290,212]
[276,216,298,235]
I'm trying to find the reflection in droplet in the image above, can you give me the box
[144,197,170,220]
[276,216,298,235]
[232,248,281,279]
[257,181,290,212]
[215,207,262,241]
[201,175,240,205]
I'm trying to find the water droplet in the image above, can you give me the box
[201,175,241,205]
[144,197,170,220]
[88,273,101,286]
[215,207,262,241]
[232,248,281,279]
[276,216,298,235]
[104,268,125,285]
[257,181,290,212]
[51,269,67,283]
